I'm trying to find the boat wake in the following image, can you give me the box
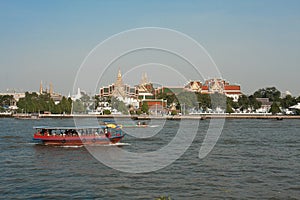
[149,125,160,128]
[82,143,130,147]
[105,142,130,147]
[29,143,130,148]
[59,145,84,148]
[27,142,39,145]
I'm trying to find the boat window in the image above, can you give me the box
[109,128,115,135]
[116,129,122,135]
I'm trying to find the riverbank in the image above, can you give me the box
[5,113,300,120]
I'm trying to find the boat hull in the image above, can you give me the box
[33,134,124,146]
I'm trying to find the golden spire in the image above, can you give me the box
[112,69,126,98]
[117,69,122,79]
[140,72,149,85]
[39,80,43,94]
[49,82,53,95]
[144,72,148,84]
[115,69,123,86]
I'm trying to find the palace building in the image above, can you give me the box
[99,70,138,100]
[155,79,242,102]
[99,70,168,110]
[185,78,242,102]
[99,70,139,107]
[99,70,242,111]
[136,73,155,100]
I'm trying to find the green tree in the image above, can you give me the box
[72,99,85,113]
[57,96,72,114]
[237,94,250,111]
[17,92,73,114]
[210,93,226,110]
[254,87,281,102]
[80,93,90,103]
[17,92,36,113]
[171,110,177,115]
[0,95,14,108]
[280,95,297,109]
[226,103,234,113]
[129,110,135,115]
[248,95,262,110]
[141,102,149,114]
[48,99,56,113]
[196,93,211,110]
[89,95,101,111]
[103,109,111,115]
[136,109,142,115]
[156,92,177,108]
[111,97,128,114]
[270,102,281,115]
[177,91,198,110]
[227,97,239,110]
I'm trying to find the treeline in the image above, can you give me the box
[157,91,261,113]
[157,87,300,114]
[17,92,72,114]
[0,95,14,111]
[1,86,300,115]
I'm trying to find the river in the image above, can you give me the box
[0,118,299,199]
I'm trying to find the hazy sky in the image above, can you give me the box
[0,0,300,96]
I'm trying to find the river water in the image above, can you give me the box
[0,118,299,199]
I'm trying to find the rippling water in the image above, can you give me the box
[0,118,299,199]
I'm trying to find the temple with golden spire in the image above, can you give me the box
[136,72,154,100]
[99,70,167,110]
[99,69,138,101]
[111,69,126,98]
[140,72,149,85]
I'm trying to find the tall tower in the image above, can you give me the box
[39,81,43,94]
[49,82,53,95]
[116,69,123,86]
[112,69,126,98]
[140,72,149,85]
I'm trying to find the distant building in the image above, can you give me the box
[256,98,273,113]
[0,91,24,109]
[185,78,242,102]
[99,70,139,106]
[136,73,155,100]
[99,71,171,111]
[39,81,62,104]
[71,88,83,101]
[155,79,242,102]
[141,99,167,115]
[155,86,185,96]
[0,91,25,102]
[281,91,292,98]
[184,81,202,93]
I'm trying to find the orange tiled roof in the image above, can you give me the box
[224,85,240,90]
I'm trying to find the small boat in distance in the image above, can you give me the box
[122,121,150,128]
[101,120,153,128]
[15,113,40,120]
[33,125,124,146]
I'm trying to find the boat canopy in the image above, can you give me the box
[33,125,121,130]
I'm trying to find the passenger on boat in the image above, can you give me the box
[104,129,111,138]
[105,132,111,138]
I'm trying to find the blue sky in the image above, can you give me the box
[0,0,300,96]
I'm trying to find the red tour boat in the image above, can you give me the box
[33,124,124,146]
